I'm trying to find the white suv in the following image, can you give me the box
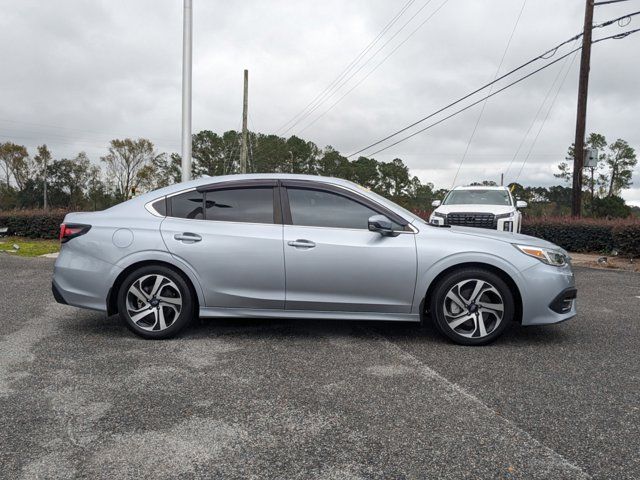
[429,186,527,233]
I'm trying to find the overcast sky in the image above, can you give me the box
[1,0,639,204]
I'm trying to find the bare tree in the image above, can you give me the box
[0,142,29,189]
[101,138,159,200]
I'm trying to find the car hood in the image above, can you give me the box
[440,224,563,251]
[433,204,515,215]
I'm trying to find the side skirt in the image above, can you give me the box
[199,307,420,322]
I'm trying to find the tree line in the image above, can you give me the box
[0,130,636,217]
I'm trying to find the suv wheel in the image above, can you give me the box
[431,268,514,346]
[117,265,194,339]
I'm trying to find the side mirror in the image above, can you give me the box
[516,200,528,208]
[368,214,396,236]
[431,200,441,207]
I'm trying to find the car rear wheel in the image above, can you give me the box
[430,268,514,346]
[117,265,194,339]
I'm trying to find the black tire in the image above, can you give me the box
[430,268,514,346]
[117,265,194,339]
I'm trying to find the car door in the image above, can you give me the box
[160,180,285,309]
[281,181,417,313]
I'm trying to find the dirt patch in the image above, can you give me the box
[570,253,639,272]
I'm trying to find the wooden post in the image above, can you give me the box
[571,0,594,217]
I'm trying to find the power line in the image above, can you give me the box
[504,40,578,179]
[274,0,417,135]
[364,47,582,157]
[297,0,450,136]
[513,26,640,182]
[347,10,640,158]
[451,0,527,188]
[280,0,440,136]
[514,50,580,182]
[359,26,640,158]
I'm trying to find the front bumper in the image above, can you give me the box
[520,262,577,326]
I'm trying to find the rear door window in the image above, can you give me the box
[204,187,274,224]
[170,191,204,220]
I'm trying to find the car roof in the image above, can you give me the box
[135,173,358,200]
[451,185,509,191]
[113,173,419,223]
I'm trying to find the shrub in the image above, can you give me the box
[612,224,640,256]
[522,217,640,256]
[0,209,67,239]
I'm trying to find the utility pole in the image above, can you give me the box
[181,0,193,182]
[240,69,249,174]
[571,0,594,217]
[500,173,504,186]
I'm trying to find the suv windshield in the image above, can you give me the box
[443,189,512,206]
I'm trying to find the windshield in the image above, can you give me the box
[344,181,423,223]
[443,189,512,206]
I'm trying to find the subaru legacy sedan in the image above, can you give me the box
[52,174,576,345]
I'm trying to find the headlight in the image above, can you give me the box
[433,212,446,218]
[514,244,568,266]
[496,211,514,219]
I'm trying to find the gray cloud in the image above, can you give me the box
[1,0,638,204]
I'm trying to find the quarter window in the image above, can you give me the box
[287,188,398,230]
[204,188,274,224]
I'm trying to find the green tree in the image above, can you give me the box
[591,195,631,218]
[603,139,636,197]
[378,158,411,198]
[317,147,352,178]
[556,133,636,199]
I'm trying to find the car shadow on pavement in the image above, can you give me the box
[65,310,574,347]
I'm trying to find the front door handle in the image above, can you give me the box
[287,239,316,249]
[174,232,202,243]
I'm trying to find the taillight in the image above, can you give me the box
[59,223,91,243]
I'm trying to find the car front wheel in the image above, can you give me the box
[117,265,194,339]
[431,268,514,346]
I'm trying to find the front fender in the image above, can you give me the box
[412,251,526,315]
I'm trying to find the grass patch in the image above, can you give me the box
[0,237,60,257]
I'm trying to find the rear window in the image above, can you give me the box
[168,187,275,223]
[205,188,274,224]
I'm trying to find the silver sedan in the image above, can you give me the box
[52,174,577,345]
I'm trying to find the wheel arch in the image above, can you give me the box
[107,259,201,317]
[420,262,523,324]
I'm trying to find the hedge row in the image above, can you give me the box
[521,217,640,256]
[0,209,67,239]
[1,209,638,256]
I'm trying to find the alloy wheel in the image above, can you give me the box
[442,278,504,339]
[126,274,182,332]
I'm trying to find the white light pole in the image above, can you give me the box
[181,0,193,182]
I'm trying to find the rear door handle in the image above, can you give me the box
[174,232,202,243]
[287,239,316,249]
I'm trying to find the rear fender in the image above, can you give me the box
[108,250,206,308]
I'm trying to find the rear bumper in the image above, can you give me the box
[51,281,68,305]
[51,246,120,313]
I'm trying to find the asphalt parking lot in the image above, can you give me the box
[1,255,638,479]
